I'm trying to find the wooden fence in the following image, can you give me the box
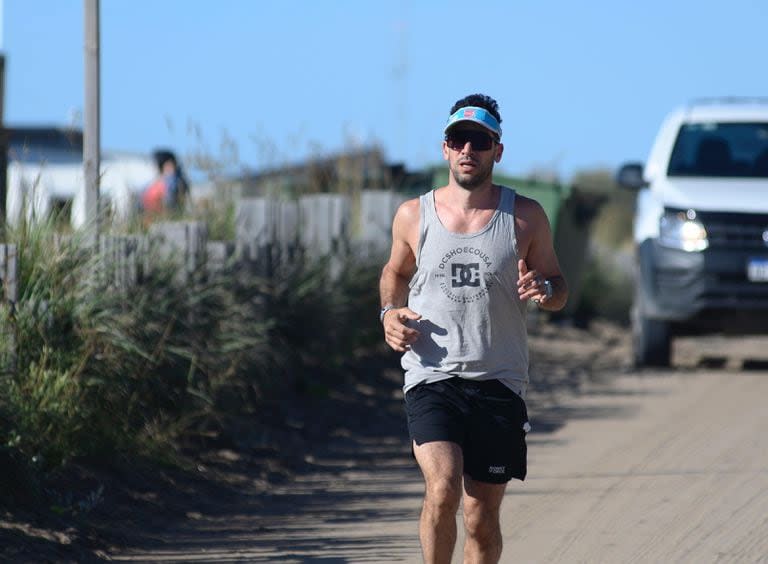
[0,189,407,301]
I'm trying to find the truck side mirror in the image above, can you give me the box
[616,162,648,190]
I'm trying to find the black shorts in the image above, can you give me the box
[404,377,528,483]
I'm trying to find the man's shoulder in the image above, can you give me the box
[505,189,542,213]
[391,196,422,234]
[396,194,423,217]
[500,187,547,226]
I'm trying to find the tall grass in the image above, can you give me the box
[0,215,94,469]
[263,253,383,397]
[0,211,382,492]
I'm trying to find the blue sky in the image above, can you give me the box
[4,0,767,182]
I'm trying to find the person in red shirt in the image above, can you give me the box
[141,149,189,216]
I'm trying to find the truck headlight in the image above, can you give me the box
[659,209,708,251]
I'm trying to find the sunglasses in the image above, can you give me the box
[445,130,497,151]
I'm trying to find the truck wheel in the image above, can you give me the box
[632,307,671,367]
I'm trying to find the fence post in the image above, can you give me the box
[299,193,351,279]
[206,240,237,279]
[0,244,18,373]
[0,244,18,305]
[148,221,208,284]
[98,234,145,290]
[358,189,406,258]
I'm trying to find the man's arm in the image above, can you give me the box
[379,199,422,351]
[516,198,568,311]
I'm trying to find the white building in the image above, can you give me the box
[5,126,157,228]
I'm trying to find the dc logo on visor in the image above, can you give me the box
[451,263,480,288]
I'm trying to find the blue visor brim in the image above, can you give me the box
[444,106,502,138]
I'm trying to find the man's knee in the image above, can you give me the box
[463,502,500,539]
[424,477,462,513]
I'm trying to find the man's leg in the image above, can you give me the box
[462,476,507,563]
[413,440,463,564]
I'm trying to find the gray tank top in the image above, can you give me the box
[401,186,529,397]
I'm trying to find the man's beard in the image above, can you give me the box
[451,159,493,190]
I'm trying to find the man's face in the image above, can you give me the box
[442,123,503,190]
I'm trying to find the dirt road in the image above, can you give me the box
[96,325,768,563]
[498,365,768,563]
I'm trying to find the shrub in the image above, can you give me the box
[572,246,633,326]
[0,218,273,471]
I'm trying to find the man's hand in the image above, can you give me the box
[383,307,422,352]
[517,259,549,305]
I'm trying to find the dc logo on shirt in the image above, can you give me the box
[451,263,481,288]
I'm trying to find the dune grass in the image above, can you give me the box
[0,210,382,497]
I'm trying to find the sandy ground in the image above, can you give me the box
[495,369,768,563]
[4,323,768,563]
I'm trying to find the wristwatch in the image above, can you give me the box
[379,305,397,323]
[542,279,553,301]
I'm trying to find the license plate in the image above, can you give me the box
[747,258,768,282]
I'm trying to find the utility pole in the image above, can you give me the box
[0,0,7,227]
[0,53,7,228]
[83,0,100,245]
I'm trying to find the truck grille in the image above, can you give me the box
[696,211,768,251]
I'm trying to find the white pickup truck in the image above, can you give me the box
[617,99,768,367]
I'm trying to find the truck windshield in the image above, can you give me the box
[667,122,768,178]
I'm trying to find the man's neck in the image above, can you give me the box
[442,181,498,211]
